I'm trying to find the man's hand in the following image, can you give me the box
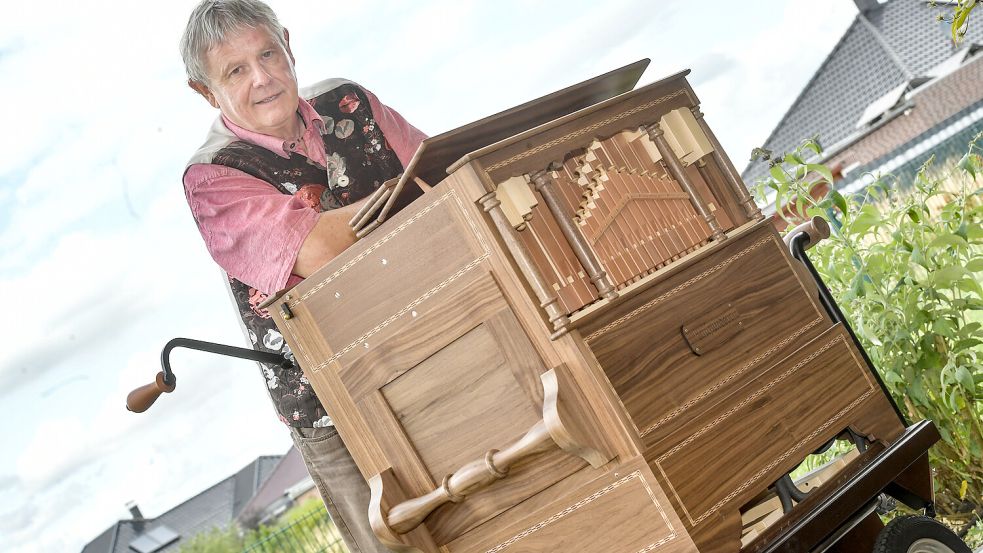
[292,197,369,278]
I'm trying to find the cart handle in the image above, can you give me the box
[782,216,830,252]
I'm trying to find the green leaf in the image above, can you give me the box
[908,261,929,283]
[928,234,969,251]
[956,221,969,240]
[954,366,975,393]
[954,338,983,350]
[966,258,983,272]
[770,165,788,185]
[957,152,978,178]
[906,207,921,223]
[807,163,834,184]
[850,272,866,298]
[802,138,823,155]
[932,265,970,287]
[830,190,848,215]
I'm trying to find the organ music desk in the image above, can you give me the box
[265,61,932,553]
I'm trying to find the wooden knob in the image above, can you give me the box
[783,216,830,251]
[126,371,176,413]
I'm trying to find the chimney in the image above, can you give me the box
[126,500,144,520]
[854,0,881,14]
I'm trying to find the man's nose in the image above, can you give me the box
[251,64,273,87]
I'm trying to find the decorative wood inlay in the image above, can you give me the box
[484,89,688,172]
[289,190,492,371]
[585,235,772,342]
[654,334,876,525]
[289,190,489,307]
[483,471,677,553]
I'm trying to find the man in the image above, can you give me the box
[180,1,425,551]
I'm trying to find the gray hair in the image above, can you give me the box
[180,0,287,84]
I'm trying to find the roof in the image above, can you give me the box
[742,0,983,183]
[81,454,282,553]
[235,445,313,526]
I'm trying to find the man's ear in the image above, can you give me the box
[189,79,219,109]
[283,28,296,66]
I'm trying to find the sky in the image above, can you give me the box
[0,1,860,551]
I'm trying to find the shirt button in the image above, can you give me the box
[338,175,350,186]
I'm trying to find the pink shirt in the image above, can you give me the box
[185,85,425,295]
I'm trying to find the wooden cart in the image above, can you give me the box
[133,60,961,552]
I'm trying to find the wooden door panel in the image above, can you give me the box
[585,228,829,446]
[346,270,588,545]
[381,319,542,483]
[652,326,877,528]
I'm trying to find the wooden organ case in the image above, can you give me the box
[267,64,911,553]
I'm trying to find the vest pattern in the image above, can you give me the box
[215,84,404,428]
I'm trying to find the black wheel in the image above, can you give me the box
[873,515,972,553]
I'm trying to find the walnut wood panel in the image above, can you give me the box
[274,299,388,479]
[337,271,508,402]
[653,326,877,526]
[356,270,588,545]
[449,457,699,553]
[381,317,542,483]
[284,189,492,372]
[583,225,830,446]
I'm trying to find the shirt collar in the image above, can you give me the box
[221,97,326,159]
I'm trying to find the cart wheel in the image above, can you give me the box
[873,515,971,553]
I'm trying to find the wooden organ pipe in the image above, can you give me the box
[644,122,727,242]
[530,170,618,300]
[589,141,667,273]
[479,191,571,336]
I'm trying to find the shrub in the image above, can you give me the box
[752,134,983,534]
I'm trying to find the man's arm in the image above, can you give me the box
[291,197,367,278]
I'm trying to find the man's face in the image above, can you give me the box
[195,26,300,139]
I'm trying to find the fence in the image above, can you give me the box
[242,504,348,553]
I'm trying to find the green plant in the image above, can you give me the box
[176,525,244,553]
[932,0,978,42]
[752,134,983,532]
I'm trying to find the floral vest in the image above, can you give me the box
[201,81,403,428]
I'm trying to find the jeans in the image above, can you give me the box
[289,425,392,553]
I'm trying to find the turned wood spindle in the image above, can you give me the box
[690,106,763,220]
[644,122,727,242]
[480,192,571,336]
[386,419,556,534]
[530,169,618,301]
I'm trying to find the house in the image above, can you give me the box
[82,447,314,553]
[235,446,318,529]
[743,0,983,195]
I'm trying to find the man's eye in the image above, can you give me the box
[262,50,273,58]
[229,66,242,77]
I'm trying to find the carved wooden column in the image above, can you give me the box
[479,191,571,337]
[690,106,763,220]
[530,169,619,301]
[645,122,727,241]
